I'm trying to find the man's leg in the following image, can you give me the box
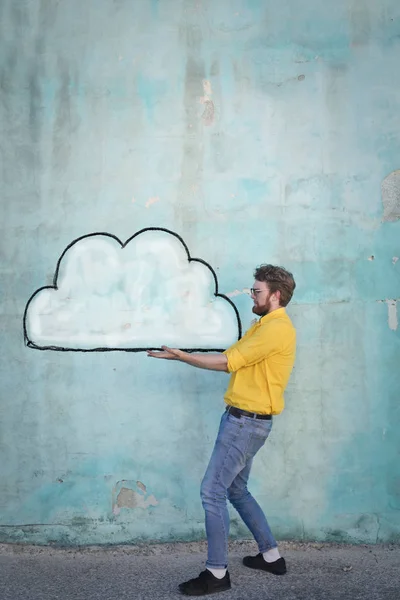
[200,411,262,569]
[227,457,278,552]
[227,423,287,576]
[179,411,252,595]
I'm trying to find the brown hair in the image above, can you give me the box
[253,264,296,307]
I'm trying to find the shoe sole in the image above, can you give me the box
[243,562,286,576]
[179,585,231,596]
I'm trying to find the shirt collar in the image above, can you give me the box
[259,307,286,324]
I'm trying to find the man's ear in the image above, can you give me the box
[273,290,281,302]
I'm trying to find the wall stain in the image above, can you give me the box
[349,0,371,47]
[176,1,208,243]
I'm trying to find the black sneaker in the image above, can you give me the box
[179,569,231,596]
[243,553,287,575]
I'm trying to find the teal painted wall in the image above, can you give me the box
[1,0,399,545]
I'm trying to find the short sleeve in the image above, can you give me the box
[223,322,284,373]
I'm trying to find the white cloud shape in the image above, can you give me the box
[24,229,241,351]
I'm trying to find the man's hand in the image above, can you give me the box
[147,346,183,360]
[147,346,229,372]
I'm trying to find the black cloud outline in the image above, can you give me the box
[23,227,242,352]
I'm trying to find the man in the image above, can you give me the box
[148,264,296,596]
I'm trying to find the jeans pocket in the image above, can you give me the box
[245,422,272,458]
[226,413,243,427]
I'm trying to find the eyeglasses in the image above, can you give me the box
[250,288,267,295]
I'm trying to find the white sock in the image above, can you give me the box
[263,547,281,563]
[207,567,227,579]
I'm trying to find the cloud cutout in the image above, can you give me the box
[24,228,242,352]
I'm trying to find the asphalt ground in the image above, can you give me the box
[1,540,399,600]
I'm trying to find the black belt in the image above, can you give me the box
[226,406,272,420]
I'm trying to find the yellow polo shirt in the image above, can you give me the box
[223,308,296,415]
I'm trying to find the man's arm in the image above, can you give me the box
[147,346,229,372]
[224,321,288,372]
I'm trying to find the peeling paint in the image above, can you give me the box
[201,100,215,126]
[112,480,158,515]
[226,288,251,298]
[116,487,158,510]
[382,170,400,222]
[386,300,398,331]
[379,299,399,331]
[202,79,212,96]
[145,196,160,208]
[136,480,147,493]
[200,79,215,126]
[226,289,243,297]
[393,257,399,265]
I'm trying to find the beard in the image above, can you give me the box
[252,294,272,316]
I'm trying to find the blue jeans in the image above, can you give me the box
[201,409,276,569]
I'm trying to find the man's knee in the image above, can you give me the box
[228,484,249,506]
[201,475,227,507]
